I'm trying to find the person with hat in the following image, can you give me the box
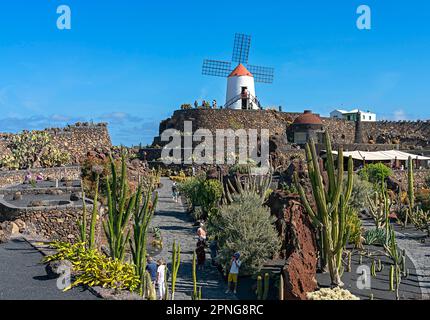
[225,252,242,294]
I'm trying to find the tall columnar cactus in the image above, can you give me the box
[129,183,158,296]
[384,225,408,300]
[170,241,181,300]
[294,131,354,287]
[103,153,136,261]
[191,252,202,300]
[256,275,263,300]
[278,274,284,301]
[262,273,270,300]
[78,175,100,249]
[145,271,156,300]
[405,156,415,227]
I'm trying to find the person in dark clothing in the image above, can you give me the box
[209,237,219,266]
[196,239,206,270]
[146,256,158,284]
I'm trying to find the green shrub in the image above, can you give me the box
[359,163,393,185]
[178,174,206,209]
[346,210,363,247]
[210,193,280,275]
[178,175,222,218]
[347,175,374,212]
[199,179,223,215]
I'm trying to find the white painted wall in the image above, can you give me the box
[225,75,258,110]
[330,109,377,122]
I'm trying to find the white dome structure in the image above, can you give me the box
[225,64,260,110]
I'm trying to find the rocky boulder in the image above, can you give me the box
[45,260,73,279]
[267,191,318,300]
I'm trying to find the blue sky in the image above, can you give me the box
[1,0,429,145]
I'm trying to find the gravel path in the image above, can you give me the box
[150,178,235,300]
[0,237,99,300]
[362,218,430,299]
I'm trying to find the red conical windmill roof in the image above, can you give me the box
[228,64,253,77]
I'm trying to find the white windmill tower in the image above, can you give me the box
[202,33,274,110]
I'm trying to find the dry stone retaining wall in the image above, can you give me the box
[0,198,102,243]
[0,166,81,188]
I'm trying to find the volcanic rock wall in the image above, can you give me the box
[153,109,430,150]
[153,109,299,146]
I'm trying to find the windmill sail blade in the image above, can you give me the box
[232,33,251,64]
[247,64,274,83]
[202,60,232,77]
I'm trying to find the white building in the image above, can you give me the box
[225,64,260,110]
[330,109,377,122]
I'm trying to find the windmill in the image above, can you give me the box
[202,33,274,110]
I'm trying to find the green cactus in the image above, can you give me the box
[256,275,263,300]
[278,274,284,300]
[145,271,156,300]
[384,225,407,300]
[294,131,353,287]
[262,273,270,300]
[0,130,70,169]
[389,265,395,292]
[405,156,415,228]
[346,251,352,272]
[129,180,158,296]
[78,175,100,250]
[191,252,201,300]
[410,208,430,237]
[367,182,391,235]
[371,260,376,277]
[377,259,383,272]
[171,241,181,300]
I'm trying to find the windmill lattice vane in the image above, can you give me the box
[202,33,274,83]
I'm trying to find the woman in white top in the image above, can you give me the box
[156,259,167,300]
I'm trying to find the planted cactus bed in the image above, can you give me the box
[315,244,422,300]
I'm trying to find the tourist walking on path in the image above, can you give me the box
[225,252,242,294]
[156,259,167,300]
[196,239,206,271]
[194,100,198,109]
[197,223,207,244]
[172,181,179,203]
[146,256,158,285]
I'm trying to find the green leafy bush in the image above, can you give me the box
[346,210,363,247]
[210,193,280,275]
[43,242,140,292]
[347,175,374,212]
[178,175,222,218]
[359,163,393,184]
[178,174,206,210]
